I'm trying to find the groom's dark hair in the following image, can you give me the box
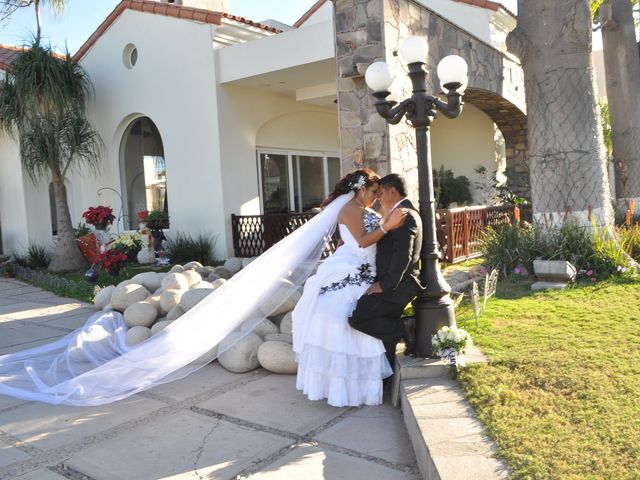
[379,173,407,197]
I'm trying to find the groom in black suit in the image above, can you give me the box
[349,173,422,370]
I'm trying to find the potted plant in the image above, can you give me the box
[82,206,116,231]
[145,210,169,252]
[110,232,144,263]
[98,249,129,277]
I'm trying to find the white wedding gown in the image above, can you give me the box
[293,211,393,407]
[0,194,356,406]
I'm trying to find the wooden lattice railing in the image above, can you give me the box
[231,204,531,263]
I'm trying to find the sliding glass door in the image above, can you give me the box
[258,151,341,213]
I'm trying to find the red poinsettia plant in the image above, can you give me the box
[137,210,149,223]
[98,249,128,276]
[82,206,116,228]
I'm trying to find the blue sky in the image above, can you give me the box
[0,0,523,54]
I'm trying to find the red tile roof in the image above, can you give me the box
[73,0,282,62]
[0,44,22,71]
[292,0,516,28]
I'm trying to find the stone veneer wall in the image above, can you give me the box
[333,0,529,202]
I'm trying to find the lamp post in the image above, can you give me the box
[365,36,468,358]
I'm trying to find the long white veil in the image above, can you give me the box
[0,194,352,406]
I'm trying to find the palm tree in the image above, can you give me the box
[0,0,67,43]
[0,40,102,271]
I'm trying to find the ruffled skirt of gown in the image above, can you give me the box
[292,245,393,407]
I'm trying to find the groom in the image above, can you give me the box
[349,173,422,370]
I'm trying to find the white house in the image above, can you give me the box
[0,0,524,260]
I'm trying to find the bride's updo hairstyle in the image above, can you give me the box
[321,168,380,208]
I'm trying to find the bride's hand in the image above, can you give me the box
[382,208,408,231]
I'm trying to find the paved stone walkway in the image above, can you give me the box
[0,278,421,480]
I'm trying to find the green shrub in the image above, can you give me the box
[167,232,216,266]
[434,166,472,208]
[18,244,52,269]
[482,222,536,277]
[73,222,91,238]
[618,224,640,261]
[110,232,144,262]
[533,220,594,269]
[589,223,631,277]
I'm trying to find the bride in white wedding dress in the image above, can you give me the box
[0,169,404,407]
[293,169,407,407]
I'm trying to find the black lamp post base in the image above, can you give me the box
[412,295,456,358]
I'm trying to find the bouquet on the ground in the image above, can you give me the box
[432,326,473,373]
[82,206,116,228]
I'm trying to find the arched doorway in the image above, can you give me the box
[119,117,167,230]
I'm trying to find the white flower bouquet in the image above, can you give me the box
[431,326,473,377]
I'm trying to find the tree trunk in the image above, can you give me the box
[507,0,614,229]
[48,174,86,272]
[34,0,41,43]
[600,0,640,210]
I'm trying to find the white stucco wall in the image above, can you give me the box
[297,1,333,27]
[0,136,29,253]
[76,9,228,259]
[430,102,504,205]
[216,84,339,256]
[417,0,493,44]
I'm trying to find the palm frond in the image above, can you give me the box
[59,111,103,177]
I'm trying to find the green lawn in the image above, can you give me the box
[458,276,640,479]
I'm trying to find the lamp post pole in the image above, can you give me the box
[365,38,468,357]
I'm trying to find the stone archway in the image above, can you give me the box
[333,0,530,201]
[463,88,529,198]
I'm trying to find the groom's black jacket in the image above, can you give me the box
[375,199,423,306]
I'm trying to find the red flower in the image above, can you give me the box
[82,206,116,227]
[137,210,149,222]
[98,249,128,275]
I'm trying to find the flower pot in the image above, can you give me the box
[94,221,109,231]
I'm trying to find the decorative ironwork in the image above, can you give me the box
[231,212,339,258]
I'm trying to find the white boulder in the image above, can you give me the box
[207,272,221,282]
[179,288,214,312]
[169,265,184,273]
[145,294,162,313]
[241,257,256,269]
[224,257,243,274]
[182,270,202,287]
[279,311,293,335]
[183,261,203,270]
[132,272,163,292]
[111,283,151,312]
[125,326,151,346]
[217,332,263,373]
[151,320,173,335]
[264,333,293,344]
[161,272,189,291]
[159,289,185,314]
[123,301,158,328]
[213,266,232,280]
[197,266,215,277]
[93,285,115,309]
[102,304,113,312]
[241,319,279,340]
[166,304,185,320]
[259,279,301,317]
[211,278,227,289]
[192,281,214,290]
[257,341,297,374]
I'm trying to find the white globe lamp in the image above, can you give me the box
[436,55,468,89]
[364,61,394,92]
[399,36,429,64]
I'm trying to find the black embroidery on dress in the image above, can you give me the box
[319,263,375,295]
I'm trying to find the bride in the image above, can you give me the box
[0,170,404,406]
[293,169,407,407]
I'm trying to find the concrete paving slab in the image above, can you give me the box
[148,362,244,402]
[0,302,49,317]
[66,410,292,480]
[0,323,66,349]
[314,403,417,467]
[0,336,66,355]
[243,444,420,480]
[0,396,165,450]
[2,303,90,321]
[0,438,31,468]
[15,468,67,479]
[30,312,92,331]
[197,374,347,436]
[0,393,30,412]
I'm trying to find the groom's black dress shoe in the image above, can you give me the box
[401,316,416,356]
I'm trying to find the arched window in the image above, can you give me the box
[120,117,167,230]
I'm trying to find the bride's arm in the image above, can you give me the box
[339,204,407,248]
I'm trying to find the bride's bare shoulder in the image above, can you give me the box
[338,201,361,223]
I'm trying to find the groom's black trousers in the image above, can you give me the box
[348,294,406,368]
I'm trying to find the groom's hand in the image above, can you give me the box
[366,282,383,295]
